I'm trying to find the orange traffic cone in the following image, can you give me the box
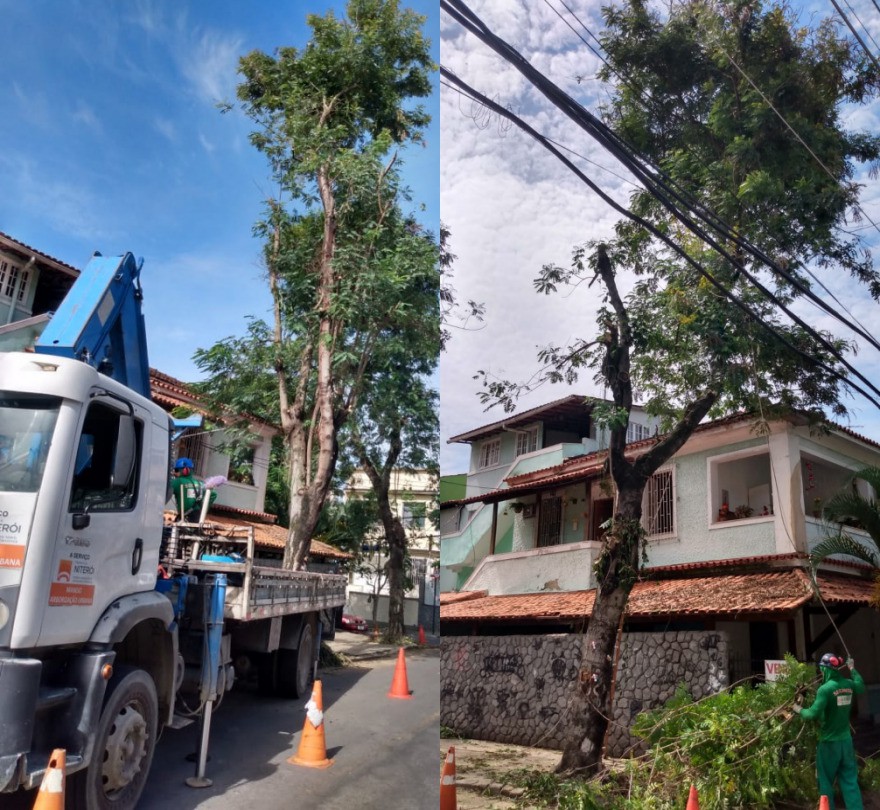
[686,784,700,809]
[288,680,333,769]
[818,797,830,810]
[440,746,457,810]
[388,647,413,699]
[418,625,427,646]
[33,749,65,810]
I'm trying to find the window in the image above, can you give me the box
[710,450,772,522]
[227,444,255,485]
[478,439,501,469]
[178,430,208,476]
[644,468,675,536]
[0,259,30,304]
[0,396,60,493]
[515,427,538,456]
[537,495,563,547]
[69,401,141,512]
[627,421,651,443]
[402,501,427,529]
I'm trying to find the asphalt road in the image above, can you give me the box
[4,648,439,809]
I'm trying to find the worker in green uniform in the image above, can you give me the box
[794,652,865,810]
[171,457,217,521]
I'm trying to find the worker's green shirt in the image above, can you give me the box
[800,667,866,741]
[171,473,217,518]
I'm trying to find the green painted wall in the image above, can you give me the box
[440,473,467,503]
[496,524,514,554]
[455,566,474,590]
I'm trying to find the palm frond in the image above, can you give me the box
[823,491,880,546]
[810,531,879,569]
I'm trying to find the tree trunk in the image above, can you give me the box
[384,515,409,641]
[558,485,644,774]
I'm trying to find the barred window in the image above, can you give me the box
[644,468,675,536]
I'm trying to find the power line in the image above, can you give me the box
[441,63,880,410]
[543,0,880,351]
[440,1,880,408]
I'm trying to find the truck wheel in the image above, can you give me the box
[69,666,158,810]
[277,618,315,699]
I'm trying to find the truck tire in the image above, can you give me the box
[69,666,158,810]
[279,617,315,699]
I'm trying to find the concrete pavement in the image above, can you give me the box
[326,628,440,661]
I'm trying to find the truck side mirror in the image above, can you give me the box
[111,415,136,489]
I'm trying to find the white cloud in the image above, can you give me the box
[178,29,244,106]
[154,117,177,142]
[72,101,100,131]
[0,153,116,243]
[439,0,880,474]
[198,132,215,154]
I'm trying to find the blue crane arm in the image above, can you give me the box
[34,252,152,399]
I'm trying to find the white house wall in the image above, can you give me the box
[646,439,779,568]
[464,541,596,594]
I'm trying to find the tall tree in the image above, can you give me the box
[351,378,438,640]
[233,0,433,569]
[462,0,880,773]
[348,223,439,641]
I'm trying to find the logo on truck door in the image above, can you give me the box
[49,555,95,606]
[0,493,37,573]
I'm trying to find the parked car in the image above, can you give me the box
[340,613,369,633]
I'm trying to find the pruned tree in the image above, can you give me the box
[451,0,880,773]
[231,0,433,569]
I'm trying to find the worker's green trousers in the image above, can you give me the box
[816,739,862,810]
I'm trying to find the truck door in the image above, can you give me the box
[39,393,154,645]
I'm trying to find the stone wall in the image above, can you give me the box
[440,631,729,756]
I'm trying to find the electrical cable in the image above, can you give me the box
[441,63,880,411]
[553,0,880,339]
[538,17,880,361]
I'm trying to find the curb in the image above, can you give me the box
[456,775,527,800]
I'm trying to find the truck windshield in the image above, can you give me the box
[0,395,61,493]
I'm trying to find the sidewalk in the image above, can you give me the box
[325,628,440,662]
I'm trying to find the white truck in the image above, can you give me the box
[0,252,346,808]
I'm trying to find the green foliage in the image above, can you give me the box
[315,495,380,558]
[627,654,819,808]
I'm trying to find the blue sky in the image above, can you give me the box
[0,0,439,382]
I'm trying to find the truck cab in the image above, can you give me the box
[0,352,177,801]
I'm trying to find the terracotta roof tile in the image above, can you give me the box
[440,590,488,605]
[0,231,80,276]
[440,570,875,623]
[163,511,351,560]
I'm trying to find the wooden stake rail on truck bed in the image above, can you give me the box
[161,523,347,621]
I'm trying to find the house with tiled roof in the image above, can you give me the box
[0,233,349,570]
[440,397,880,755]
[0,232,80,351]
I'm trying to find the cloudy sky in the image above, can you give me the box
[1,0,439,382]
[439,0,880,473]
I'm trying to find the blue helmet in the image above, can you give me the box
[174,457,194,471]
[819,652,845,670]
